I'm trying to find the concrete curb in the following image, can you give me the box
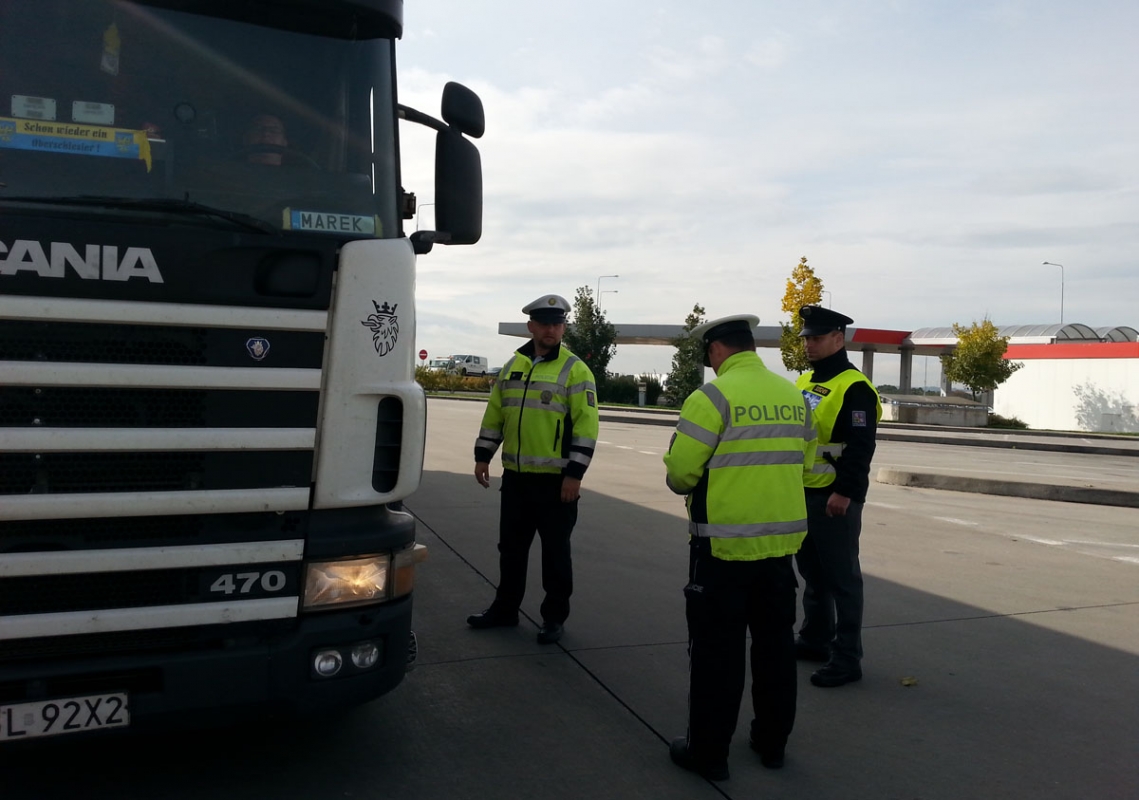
[874,432,1139,457]
[876,469,1139,509]
[879,422,1139,441]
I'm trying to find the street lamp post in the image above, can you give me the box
[821,290,832,308]
[1042,262,1064,325]
[596,274,619,304]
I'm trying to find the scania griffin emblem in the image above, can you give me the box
[246,337,271,361]
[361,300,399,357]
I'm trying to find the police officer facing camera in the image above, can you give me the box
[664,315,817,781]
[794,305,882,688]
[468,294,600,645]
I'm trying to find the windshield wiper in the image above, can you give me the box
[1,195,277,235]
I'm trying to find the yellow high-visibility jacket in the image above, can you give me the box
[664,351,817,561]
[474,341,599,479]
[796,369,881,490]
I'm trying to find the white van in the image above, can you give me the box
[448,354,490,377]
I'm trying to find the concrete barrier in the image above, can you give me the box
[874,431,1139,456]
[881,396,988,427]
[876,469,1139,509]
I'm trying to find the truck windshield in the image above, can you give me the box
[0,0,399,239]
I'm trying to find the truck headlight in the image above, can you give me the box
[302,545,427,611]
[303,556,390,610]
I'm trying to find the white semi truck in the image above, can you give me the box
[0,0,482,740]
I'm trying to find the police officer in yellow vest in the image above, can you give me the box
[794,305,882,688]
[468,294,600,645]
[664,314,817,782]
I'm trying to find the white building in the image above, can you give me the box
[994,336,1139,433]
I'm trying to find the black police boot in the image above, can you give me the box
[466,608,519,629]
[669,737,729,782]
[749,735,785,769]
[810,661,862,687]
[536,622,564,644]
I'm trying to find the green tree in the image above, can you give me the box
[665,303,706,406]
[940,318,1023,401]
[779,256,824,373]
[563,285,617,393]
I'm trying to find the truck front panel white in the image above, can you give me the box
[313,238,425,508]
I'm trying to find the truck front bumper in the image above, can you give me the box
[0,597,414,738]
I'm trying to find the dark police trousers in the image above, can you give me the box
[795,492,864,665]
[491,470,577,624]
[685,538,798,763]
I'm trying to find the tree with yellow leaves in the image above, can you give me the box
[779,256,824,372]
[940,318,1022,401]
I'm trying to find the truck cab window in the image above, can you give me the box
[0,0,398,240]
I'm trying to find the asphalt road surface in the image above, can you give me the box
[5,398,1137,800]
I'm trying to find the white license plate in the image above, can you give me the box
[0,693,129,741]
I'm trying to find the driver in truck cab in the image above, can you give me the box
[243,113,288,166]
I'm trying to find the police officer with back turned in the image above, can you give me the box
[794,305,882,688]
[468,294,599,645]
[664,314,816,781]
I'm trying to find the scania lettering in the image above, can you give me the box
[0,0,483,741]
[0,240,164,282]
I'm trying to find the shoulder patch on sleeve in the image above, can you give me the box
[852,410,867,427]
[586,390,596,407]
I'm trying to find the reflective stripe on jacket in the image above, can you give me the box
[474,342,600,478]
[663,351,817,561]
[796,368,882,489]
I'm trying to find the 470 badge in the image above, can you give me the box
[199,564,299,599]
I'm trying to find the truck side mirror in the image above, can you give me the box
[434,82,483,246]
[434,130,482,245]
[441,82,484,139]
[402,83,484,251]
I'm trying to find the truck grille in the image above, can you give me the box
[0,387,319,428]
[0,320,325,368]
[0,311,323,501]
[1,321,210,365]
[2,387,205,427]
[0,512,302,552]
[0,451,313,495]
[2,563,300,616]
[0,302,324,654]
[0,621,294,671]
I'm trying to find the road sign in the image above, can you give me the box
[418,349,428,361]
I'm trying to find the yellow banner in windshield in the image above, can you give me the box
[0,117,151,171]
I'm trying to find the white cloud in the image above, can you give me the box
[396,0,1139,379]
[744,31,794,69]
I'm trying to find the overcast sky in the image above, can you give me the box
[394,0,1139,385]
